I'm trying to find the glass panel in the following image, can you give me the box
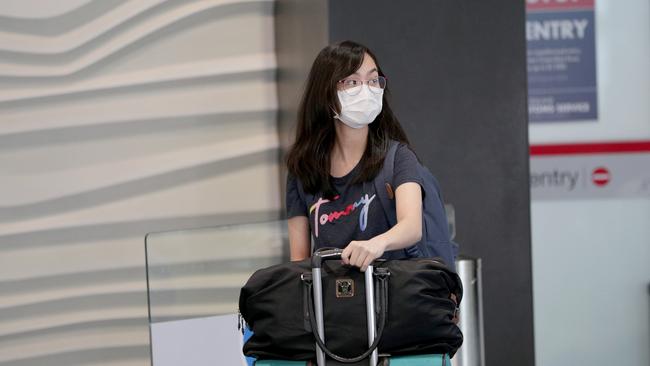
[145,220,287,324]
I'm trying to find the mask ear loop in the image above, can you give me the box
[331,87,342,120]
[331,106,341,121]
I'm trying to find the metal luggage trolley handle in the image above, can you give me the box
[301,249,391,366]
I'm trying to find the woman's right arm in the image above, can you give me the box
[288,216,310,260]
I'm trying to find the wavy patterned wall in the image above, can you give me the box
[0,1,279,365]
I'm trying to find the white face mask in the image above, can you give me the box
[334,85,383,129]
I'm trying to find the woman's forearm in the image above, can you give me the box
[375,216,422,252]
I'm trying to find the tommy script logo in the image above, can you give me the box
[309,193,376,238]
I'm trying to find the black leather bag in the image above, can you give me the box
[239,254,463,361]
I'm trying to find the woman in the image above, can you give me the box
[285,40,425,272]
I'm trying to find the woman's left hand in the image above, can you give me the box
[341,237,387,272]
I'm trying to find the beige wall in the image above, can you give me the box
[0,1,279,365]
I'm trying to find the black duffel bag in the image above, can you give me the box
[239,252,463,361]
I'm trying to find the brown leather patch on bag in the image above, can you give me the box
[385,183,394,200]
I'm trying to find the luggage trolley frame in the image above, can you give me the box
[309,248,381,366]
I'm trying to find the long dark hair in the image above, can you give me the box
[286,40,410,199]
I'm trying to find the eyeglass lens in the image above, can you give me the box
[340,76,386,95]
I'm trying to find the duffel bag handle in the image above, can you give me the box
[302,268,390,364]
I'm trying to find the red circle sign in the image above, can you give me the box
[591,167,610,187]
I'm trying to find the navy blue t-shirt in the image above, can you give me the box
[286,143,422,251]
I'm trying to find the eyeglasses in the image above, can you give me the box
[337,76,387,96]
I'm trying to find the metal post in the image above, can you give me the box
[312,267,326,366]
[364,266,378,366]
[454,256,485,366]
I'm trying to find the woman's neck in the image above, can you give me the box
[332,121,368,166]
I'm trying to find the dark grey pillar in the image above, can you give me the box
[328,1,534,366]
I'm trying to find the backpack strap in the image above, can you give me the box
[374,140,425,259]
[373,140,400,228]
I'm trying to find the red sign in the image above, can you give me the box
[530,140,650,156]
[529,141,650,199]
[526,0,595,11]
[591,167,610,187]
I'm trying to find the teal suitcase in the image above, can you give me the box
[387,354,451,365]
[254,354,451,365]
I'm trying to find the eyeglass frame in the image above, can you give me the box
[336,76,388,96]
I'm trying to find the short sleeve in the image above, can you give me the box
[393,144,424,189]
[286,173,308,218]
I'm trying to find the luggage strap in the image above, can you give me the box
[301,270,390,363]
